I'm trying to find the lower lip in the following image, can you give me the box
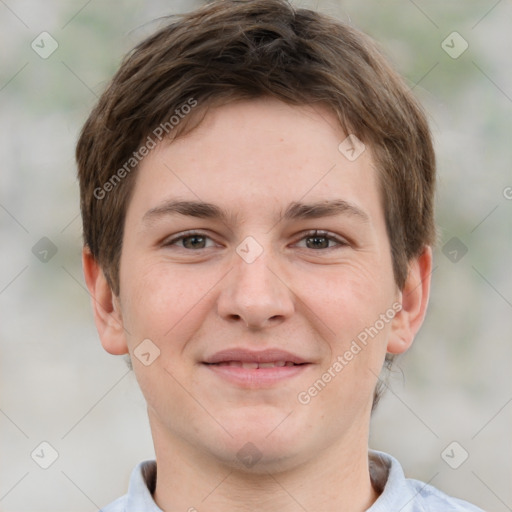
[203,363,311,388]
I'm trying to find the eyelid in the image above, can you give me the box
[161,229,220,248]
[293,229,350,249]
[161,229,350,250]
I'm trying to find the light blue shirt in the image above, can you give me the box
[100,450,484,511]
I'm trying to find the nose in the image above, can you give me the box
[216,248,295,330]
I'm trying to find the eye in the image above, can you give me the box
[295,230,348,250]
[162,230,348,251]
[163,231,217,250]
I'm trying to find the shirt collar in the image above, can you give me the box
[125,459,162,512]
[367,450,420,511]
[123,451,418,511]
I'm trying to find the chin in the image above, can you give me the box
[219,407,298,442]
[210,422,308,473]
[216,439,305,475]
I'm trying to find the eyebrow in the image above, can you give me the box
[142,198,370,226]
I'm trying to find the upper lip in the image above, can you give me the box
[203,348,309,365]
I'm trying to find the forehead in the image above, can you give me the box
[128,98,382,225]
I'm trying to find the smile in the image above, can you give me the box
[208,361,302,368]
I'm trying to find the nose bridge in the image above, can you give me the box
[236,247,275,293]
[217,239,294,328]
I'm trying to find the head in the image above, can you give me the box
[78,0,435,471]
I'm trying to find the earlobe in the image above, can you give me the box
[82,247,129,355]
[387,246,433,355]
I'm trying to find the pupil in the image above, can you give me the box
[307,236,328,249]
[184,236,205,249]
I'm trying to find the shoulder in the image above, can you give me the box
[405,477,486,511]
[99,460,160,512]
[99,494,128,512]
[369,450,485,512]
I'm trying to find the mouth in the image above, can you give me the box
[202,349,312,388]
[206,360,304,369]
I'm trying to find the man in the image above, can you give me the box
[76,0,484,510]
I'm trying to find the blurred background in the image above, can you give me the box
[1,0,511,510]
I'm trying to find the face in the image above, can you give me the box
[93,98,425,472]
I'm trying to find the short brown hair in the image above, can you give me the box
[76,0,436,405]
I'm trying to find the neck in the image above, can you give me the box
[150,419,379,512]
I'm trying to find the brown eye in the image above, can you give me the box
[181,235,207,249]
[296,230,348,250]
[305,234,330,249]
[164,231,216,249]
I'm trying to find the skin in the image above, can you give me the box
[83,97,432,512]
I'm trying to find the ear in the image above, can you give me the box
[387,246,433,355]
[82,247,128,355]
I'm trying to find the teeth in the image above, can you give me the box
[215,361,295,370]
[214,361,294,368]
[241,362,259,369]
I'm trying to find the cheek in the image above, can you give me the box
[119,263,214,411]
[295,260,396,404]
[120,260,220,344]
[299,260,395,343]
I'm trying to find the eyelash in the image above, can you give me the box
[163,230,349,251]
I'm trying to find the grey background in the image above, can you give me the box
[1,0,511,510]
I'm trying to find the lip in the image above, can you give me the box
[203,348,308,365]
[202,348,312,388]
